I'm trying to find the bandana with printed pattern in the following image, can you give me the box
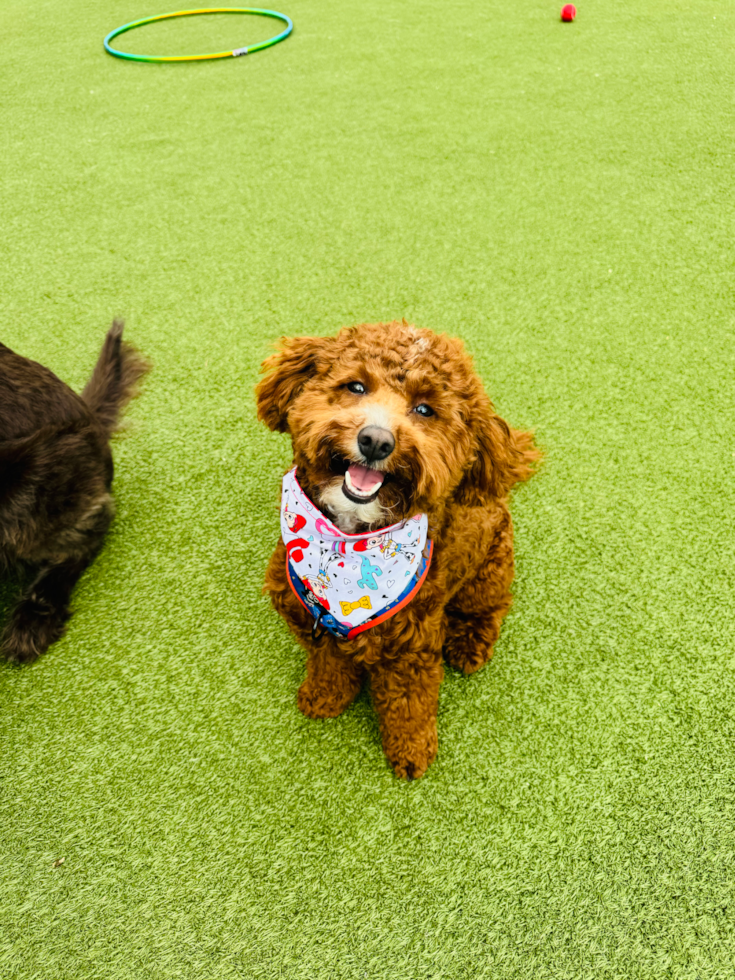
[280,467,433,640]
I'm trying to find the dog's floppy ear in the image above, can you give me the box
[455,400,538,504]
[256,336,322,433]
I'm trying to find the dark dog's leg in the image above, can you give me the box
[1,485,115,664]
[1,500,113,664]
[1,556,94,664]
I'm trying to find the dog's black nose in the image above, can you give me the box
[358,426,395,462]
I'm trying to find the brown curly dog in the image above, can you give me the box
[257,321,538,779]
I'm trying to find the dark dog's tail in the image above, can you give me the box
[82,320,150,436]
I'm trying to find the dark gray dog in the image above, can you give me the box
[0,321,148,663]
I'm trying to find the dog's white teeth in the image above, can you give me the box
[344,471,372,497]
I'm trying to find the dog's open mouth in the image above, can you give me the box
[342,463,385,505]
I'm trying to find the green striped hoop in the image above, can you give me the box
[104,8,293,63]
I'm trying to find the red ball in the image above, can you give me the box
[561,4,576,21]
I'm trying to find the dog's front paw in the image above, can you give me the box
[0,604,68,664]
[297,678,359,719]
[382,724,438,780]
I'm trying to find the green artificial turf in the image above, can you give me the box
[2,0,734,976]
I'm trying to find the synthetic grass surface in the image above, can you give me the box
[2,1,734,976]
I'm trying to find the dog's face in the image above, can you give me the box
[257,322,516,531]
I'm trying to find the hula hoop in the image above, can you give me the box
[104,8,293,63]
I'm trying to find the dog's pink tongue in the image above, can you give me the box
[347,463,385,492]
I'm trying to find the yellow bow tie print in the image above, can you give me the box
[340,596,373,616]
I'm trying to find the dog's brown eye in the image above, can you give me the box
[347,381,367,395]
[414,404,434,418]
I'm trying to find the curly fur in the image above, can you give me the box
[257,321,539,779]
[0,320,149,664]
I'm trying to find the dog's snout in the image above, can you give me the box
[358,426,395,462]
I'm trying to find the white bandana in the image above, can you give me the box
[280,467,433,639]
